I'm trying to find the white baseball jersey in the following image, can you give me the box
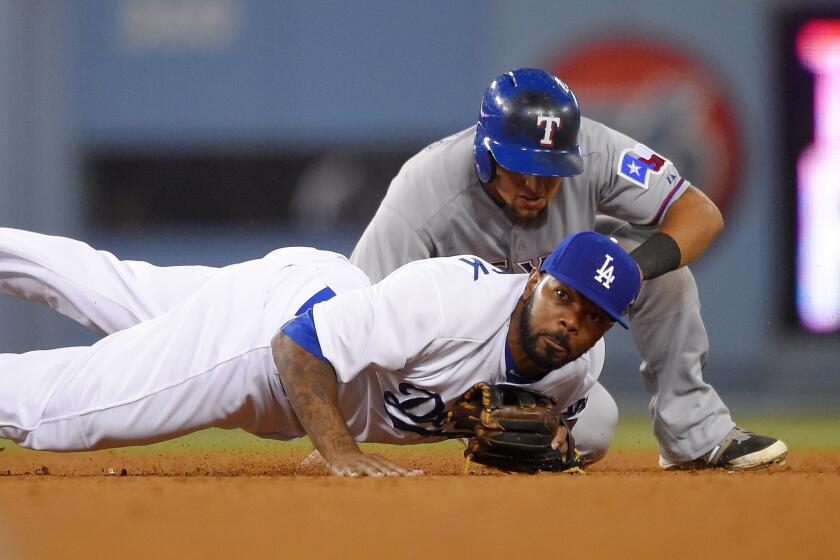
[0,237,601,451]
[351,118,690,281]
[0,247,367,451]
[287,256,603,445]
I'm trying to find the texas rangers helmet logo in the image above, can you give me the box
[617,143,673,189]
[537,115,562,147]
[594,254,616,289]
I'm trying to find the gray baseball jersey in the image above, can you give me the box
[351,118,689,280]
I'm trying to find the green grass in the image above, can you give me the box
[0,429,463,456]
[613,414,840,450]
[1,414,838,456]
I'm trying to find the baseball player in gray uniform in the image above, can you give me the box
[351,68,787,470]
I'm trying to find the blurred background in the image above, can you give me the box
[0,0,838,414]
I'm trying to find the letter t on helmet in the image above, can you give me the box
[474,68,584,183]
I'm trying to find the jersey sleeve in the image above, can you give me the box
[350,204,432,283]
[309,261,444,383]
[589,123,690,227]
[561,396,589,421]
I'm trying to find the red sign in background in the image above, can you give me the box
[548,38,742,216]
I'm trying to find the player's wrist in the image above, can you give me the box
[630,232,682,280]
[316,434,364,464]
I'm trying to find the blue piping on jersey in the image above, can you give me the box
[504,343,518,375]
[504,339,551,384]
[280,287,337,363]
[294,286,336,316]
[281,309,327,362]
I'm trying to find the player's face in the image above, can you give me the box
[494,166,562,221]
[519,274,614,370]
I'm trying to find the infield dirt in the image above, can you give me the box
[1,448,838,559]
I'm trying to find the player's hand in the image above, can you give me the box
[328,451,424,477]
[550,424,571,456]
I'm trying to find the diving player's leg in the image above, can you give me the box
[0,260,287,452]
[0,347,90,448]
[0,340,271,452]
[0,227,218,336]
[570,381,617,465]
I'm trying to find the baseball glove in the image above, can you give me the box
[444,383,582,474]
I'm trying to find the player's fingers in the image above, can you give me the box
[367,454,424,477]
[551,428,570,454]
[363,454,404,476]
[357,458,389,477]
[360,455,399,476]
[329,464,361,477]
[329,456,423,477]
[330,458,390,478]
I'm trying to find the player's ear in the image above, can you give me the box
[522,269,542,298]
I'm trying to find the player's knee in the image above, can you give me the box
[571,384,618,466]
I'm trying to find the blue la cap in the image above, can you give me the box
[539,231,641,328]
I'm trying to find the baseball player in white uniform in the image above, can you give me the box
[0,229,640,476]
[351,68,787,471]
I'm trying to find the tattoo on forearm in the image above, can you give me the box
[328,436,354,452]
[272,333,360,461]
[311,380,330,403]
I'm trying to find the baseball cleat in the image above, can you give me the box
[658,427,788,471]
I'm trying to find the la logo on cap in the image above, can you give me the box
[594,254,616,289]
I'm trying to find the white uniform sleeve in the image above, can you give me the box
[313,256,523,384]
[587,122,690,227]
[312,261,442,382]
[350,204,432,283]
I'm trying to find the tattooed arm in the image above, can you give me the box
[271,332,422,477]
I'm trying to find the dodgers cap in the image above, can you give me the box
[540,231,641,328]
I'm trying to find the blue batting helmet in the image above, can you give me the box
[474,68,583,183]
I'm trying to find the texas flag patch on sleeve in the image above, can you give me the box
[617,143,674,189]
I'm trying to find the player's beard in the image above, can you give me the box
[502,204,549,229]
[518,291,575,371]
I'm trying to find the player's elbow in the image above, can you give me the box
[271,331,337,387]
[687,186,724,240]
[271,331,288,365]
[707,202,724,239]
[271,332,302,384]
[270,331,289,355]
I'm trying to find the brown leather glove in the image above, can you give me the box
[444,383,581,474]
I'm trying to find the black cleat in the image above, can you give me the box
[659,427,788,471]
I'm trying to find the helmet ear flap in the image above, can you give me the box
[473,131,496,183]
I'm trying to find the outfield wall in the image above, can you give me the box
[0,0,837,407]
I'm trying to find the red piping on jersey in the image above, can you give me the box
[644,178,685,227]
